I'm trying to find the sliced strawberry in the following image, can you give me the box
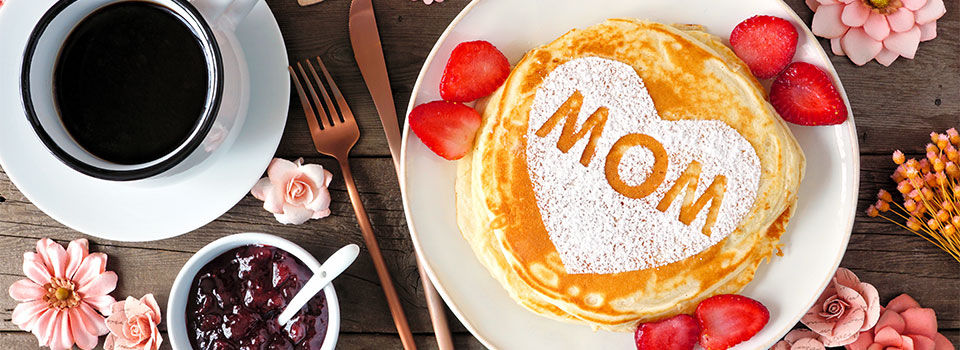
[695,294,770,350]
[408,101,482,160]
[729,15,798,79]
[769,62,848,126]
[439,40,510,102]
[634,314,701,350]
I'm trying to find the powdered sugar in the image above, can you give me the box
[526,57,761,274]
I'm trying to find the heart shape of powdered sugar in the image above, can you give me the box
[525,57,761,274]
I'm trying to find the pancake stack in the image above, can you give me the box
[456,19,805,331]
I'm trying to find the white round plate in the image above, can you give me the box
[0,0,289,241]
[400,0,859,348]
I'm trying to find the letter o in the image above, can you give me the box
[604,133,668,199]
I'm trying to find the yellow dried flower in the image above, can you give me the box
[878,189,893,203]
[867,205,879,218]
[893,150,906,165]
[948,128,960,145]
[904,199,918,212]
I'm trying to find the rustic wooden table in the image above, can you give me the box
[1,0,958,348]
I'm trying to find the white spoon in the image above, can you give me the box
[277,244,360,326]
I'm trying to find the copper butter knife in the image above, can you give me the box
[348,1,454,350]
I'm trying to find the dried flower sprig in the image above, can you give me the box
[868,128,960,262]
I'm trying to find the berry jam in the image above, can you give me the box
[186,245,329,350]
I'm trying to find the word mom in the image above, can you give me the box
[534,91,728,236]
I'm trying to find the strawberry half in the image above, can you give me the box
[770,62,848,126]
[439,40,510,102]
[634,314,701,350]
[408,101,482,160]
[729,15,798,79]
[695,294,770,350]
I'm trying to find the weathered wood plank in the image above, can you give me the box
[0,331,486,350]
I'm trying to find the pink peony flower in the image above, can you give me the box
[801,267,882,346]
[807,0,946,66]
[772,329,828,350]
[8,238,117,350]
[846,294,955,350]
[251,157,334,225]
[104,294,163,350]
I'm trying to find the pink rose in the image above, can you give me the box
[801,267,882,346]
[104,294,163,350]
[846,294,955,350]
[251,157,334,225]
[772,329,827,350]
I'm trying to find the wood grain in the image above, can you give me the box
[0,0,958,348]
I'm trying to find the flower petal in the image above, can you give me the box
[41,239,69,279]
[908,335,937,350]
[812,4,848,38]
[833,268,861,288]
[884,26,921,58]
[919,21,937,41]
[902,335,916,350]
[846,331,874,350]
[841,2,871,27]
[9,279,45,302]
[73,253,107,287]
[901,308,938,339]
[823,307,864,346]
[864,13,891,41]
[64,239,89,280]
[859,282,881,331]
[877,309,907,333]
[785,329,822,343]
[77,270,117,297]
[807,0,821,10]
[934,333,955,350]
[33,309,58,346]
[875,326,904,347]
[275,204,316,225]
[141,294,162,322]
[54,310,75,350]
[311,208,332,219]
[841,27,884,65]
[902,0,927,10]
[886,8,916,32]
[914,0,946,24]
[84,295,117,316]
[791,337,826,350]
[23,252,52,285]
[887,294,921,313]
[78,302,109,335]
[267,158,299,185]
[68,307,98,350]
[11,300,49,331]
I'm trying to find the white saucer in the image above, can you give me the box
[400,0,859,348]
[0,0,289,241]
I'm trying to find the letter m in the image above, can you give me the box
[655,161,728,237]
[535,91,609,167]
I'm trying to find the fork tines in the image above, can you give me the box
[288,57,354,130]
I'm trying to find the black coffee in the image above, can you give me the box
[54,1,210,165]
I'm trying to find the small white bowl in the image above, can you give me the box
[167,233,340,350]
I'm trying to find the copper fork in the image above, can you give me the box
[289,57,417,350]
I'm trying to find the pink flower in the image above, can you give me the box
[104,294,163,350]
[807,0,946,66]
[251,157,334,225]
[846,294,955,350]
[801,267,882,346]
[7,238,117,350]
[772,329,827,350]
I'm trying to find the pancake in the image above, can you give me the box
[456,19,805,331]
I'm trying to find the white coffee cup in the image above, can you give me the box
[21,0,257,181]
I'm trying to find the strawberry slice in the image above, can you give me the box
[408,101,482,160]
[439,40,510,102]
[729,15,798,79]
[634,314,701,350]
[769,62,848,126]
[695,294,770,350]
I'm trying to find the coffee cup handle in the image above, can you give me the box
[191,0,259,31]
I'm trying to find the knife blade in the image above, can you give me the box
[348,1,454,350]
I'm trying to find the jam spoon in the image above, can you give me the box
[277,244,360,326]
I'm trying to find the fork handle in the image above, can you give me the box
[338,157,418,350]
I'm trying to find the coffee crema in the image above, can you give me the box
[54,1,210,165]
